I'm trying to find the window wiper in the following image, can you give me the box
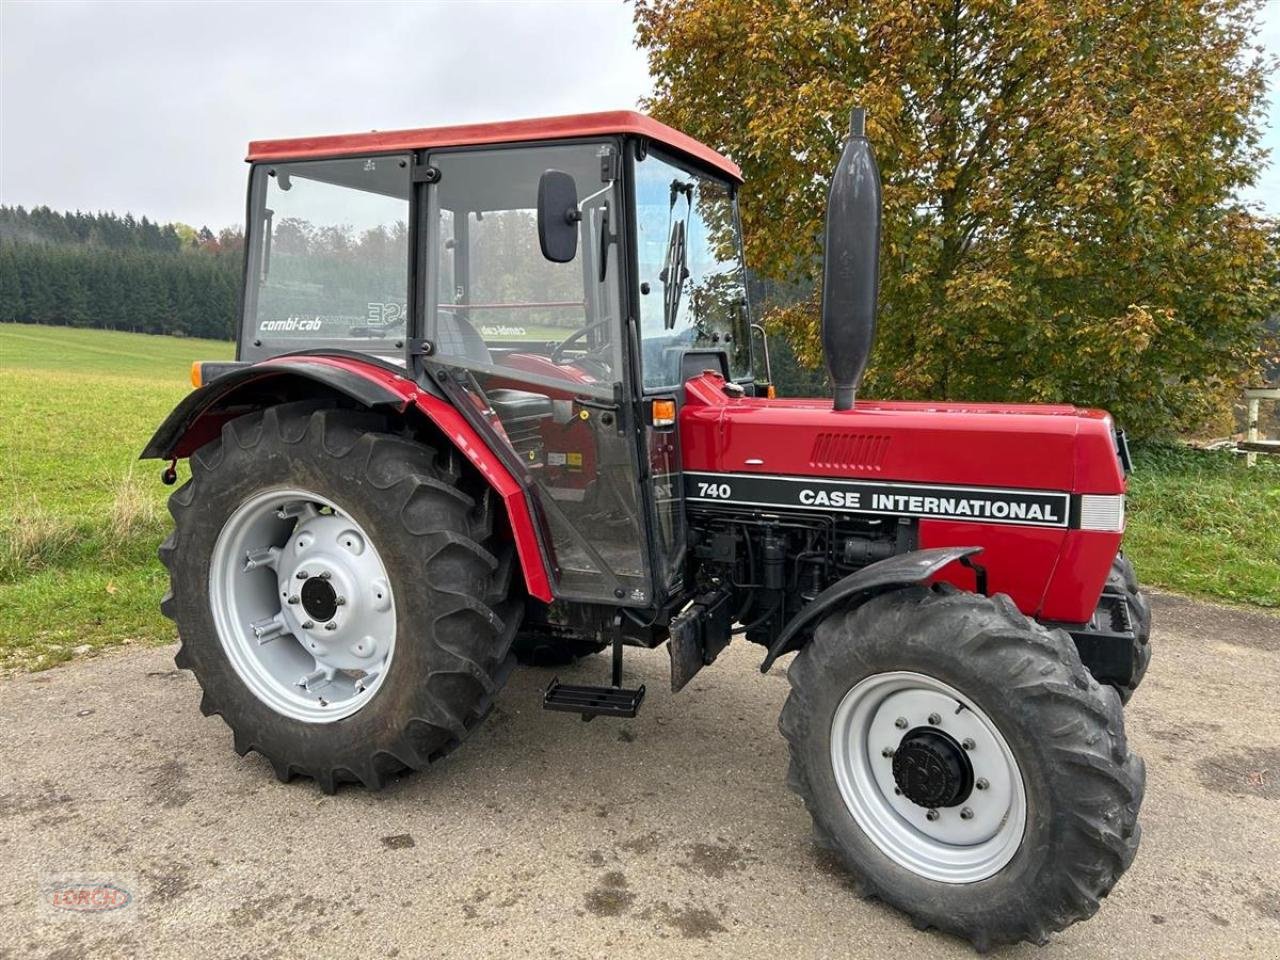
[659,180,693,330]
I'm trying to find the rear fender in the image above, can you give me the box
[140,354,554,602]
[759,546,982,672]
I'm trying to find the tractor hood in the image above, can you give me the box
[680,373,1125,497]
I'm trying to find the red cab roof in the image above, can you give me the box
[246,110,742,182]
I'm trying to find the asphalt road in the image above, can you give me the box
[1,590,1278,960]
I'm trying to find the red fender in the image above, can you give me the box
[142,354,554,603]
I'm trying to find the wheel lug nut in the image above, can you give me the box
[962,737,976,751]
[894,717,908,729]
[928,713,941,726]
[319,571,331,580]
[287,595,299,604]
[335,596,346,606]
[301,620,314,629]
[324,621,338,632]
[881,747,895,758]
[926,809,939,821]
[976,778,989,790]
[296,570,309,580]
[961,807,974,820]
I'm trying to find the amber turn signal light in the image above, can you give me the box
[650,398,676,427]
[190,361,203,389]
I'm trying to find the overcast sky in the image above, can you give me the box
[0,0,652,229]
[1,0,1276,229]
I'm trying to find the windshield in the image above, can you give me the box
[242,155,410,358]
[634,152,751,389]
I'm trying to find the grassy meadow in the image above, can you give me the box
[0,322,1275,673]
[0,323,232,671]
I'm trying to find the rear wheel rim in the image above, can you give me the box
[829,671,1026,883]
[209,488,396,723]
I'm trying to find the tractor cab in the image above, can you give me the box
[236,113,753,610]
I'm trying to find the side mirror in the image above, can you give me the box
[537,170,580,263]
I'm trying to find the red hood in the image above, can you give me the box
[680,374,1124,495]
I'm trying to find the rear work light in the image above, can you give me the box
[1079,494,1125,532]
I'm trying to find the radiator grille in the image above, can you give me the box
[809,432,891,471]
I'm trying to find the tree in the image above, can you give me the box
[634,0,1279,436]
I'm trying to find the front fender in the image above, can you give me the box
[140,354,555,603]
[759,546,983,672]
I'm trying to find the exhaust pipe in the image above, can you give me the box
[821,107,882,411]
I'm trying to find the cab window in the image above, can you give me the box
[633,152,751,389]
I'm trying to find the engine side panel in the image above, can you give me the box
[680,373,1126,624]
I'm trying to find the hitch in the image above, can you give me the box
[543,613,646,720]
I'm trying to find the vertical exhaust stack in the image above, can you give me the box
[821,107,882,411]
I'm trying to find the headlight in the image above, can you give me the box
[1079,494,1125,532]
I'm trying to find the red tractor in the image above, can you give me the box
[144,109,1148,949]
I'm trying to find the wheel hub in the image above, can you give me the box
[892,727,974,808]
[299,575,338,623]
[275,510,394,673]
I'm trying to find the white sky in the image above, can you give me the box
[0,0,651,230]
[0,0,1276,229]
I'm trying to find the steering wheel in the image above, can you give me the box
[550,318,613,366]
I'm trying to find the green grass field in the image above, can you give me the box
[0,324,233,671]
[0,322,1275,672]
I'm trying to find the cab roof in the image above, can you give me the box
[246,110,743,182]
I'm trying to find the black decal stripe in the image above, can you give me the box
[683,471,1073,529]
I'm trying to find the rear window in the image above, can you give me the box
[243,155,410,356]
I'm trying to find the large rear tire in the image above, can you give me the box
[779,584,1144,950]
[160,402,521,793]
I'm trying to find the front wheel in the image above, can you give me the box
[779,585,1144,950]
[1109,554,1152,703]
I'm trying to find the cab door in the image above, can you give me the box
[421,141,656,607]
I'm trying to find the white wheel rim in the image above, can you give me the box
[829,671,1026,883]
[209,488,397,723]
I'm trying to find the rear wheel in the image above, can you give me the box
[779,584,1144,950]
[161,403,521,792]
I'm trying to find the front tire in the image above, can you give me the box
[160,403,521,792]
[779,584,1144,950]
[1109,554,1152,703]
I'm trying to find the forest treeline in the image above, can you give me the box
[0,206,243,340]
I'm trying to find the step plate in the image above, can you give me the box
[543,678,646,719]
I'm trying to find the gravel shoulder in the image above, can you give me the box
[1,590,1278,959]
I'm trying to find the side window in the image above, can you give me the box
[427,144,622,392]
[634,154,751,388]
[246,155,409,355]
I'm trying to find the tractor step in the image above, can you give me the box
[543,678,645,720]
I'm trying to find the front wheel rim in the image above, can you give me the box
[209,488,397,724]
[829,671,1027,883]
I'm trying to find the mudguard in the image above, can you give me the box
[140,353,555,603]
[759,546,982,672]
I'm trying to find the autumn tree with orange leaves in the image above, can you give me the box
[634,0,1278,436]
